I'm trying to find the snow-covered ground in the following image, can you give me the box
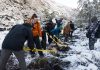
[0,28,100,70]
[61,28,100,70]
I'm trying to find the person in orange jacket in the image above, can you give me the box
[30,14,44,57]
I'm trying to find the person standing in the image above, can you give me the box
[55,18,63,38]
[63,22,72,42]
[0,18,34,70]
[31,14,44,57]
[86,16,99,50]
[45,19,56,44]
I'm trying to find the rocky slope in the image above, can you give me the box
[0,0,78,26]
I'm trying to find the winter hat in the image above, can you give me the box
[31,13,38,19]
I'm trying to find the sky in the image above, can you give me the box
[54,0,79,8]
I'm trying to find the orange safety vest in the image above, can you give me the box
[32,21,42,37]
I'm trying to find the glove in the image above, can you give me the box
[39,37,42,41]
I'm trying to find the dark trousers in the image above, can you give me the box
[64,34,70,42]
[41,31,46,49]
[89,38,97,50]
[33,36,44,56]
[41,40,46,50]
[0,49,27,70]
[47,32,53,44]
[70,31,73,38]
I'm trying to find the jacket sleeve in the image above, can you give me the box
[10,25,17,31]
[27,28,34,49]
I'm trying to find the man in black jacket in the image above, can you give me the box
[86,16,99,50]
[0,18,34,70]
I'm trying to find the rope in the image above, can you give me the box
[46,32,68,47]
[23,47,57,53]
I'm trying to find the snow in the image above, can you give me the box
[0,28,100,70]
[0,31,8,49]
[0,0,78,26]
[60,28,100,70]
[1,0,99,69]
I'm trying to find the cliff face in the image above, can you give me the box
[0,0,78,25]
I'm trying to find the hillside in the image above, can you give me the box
[0,0,78,25]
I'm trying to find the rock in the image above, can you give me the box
[27,57,65,70]
[53,63,63,70]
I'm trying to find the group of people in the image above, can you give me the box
[0,13,100,70]
[44,18,64,45]
[0,14,44,70]
[0,14,65,70]
[63,16,100,51]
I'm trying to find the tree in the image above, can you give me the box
[77,0,100,27]
[78,0,100,26]
[77,0,91,27]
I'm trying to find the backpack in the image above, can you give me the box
[95,24,100,38]
[86,22,100,38]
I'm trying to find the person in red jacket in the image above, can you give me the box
[30,14,44,57]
